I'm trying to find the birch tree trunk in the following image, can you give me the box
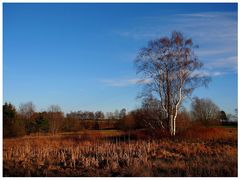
[173,112,177,136]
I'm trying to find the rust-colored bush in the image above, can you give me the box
[178,124,237,142]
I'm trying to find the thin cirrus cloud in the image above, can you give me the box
[101,70,225,88]
[178,13,237,45]
[100,78,152,87]
[100,11,236,89]
[195,48,235,57]
[117,11,237,77]
[176,12,236,18]
[191,70,225,78]
[100,55,235,89]
[205,56,237,73]
[117,12,236,40]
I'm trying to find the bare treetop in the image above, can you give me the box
[19,102,36,119]
[48,105,62,113]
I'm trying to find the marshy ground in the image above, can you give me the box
[3,126,237,177]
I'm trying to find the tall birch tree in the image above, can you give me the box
[135,31,210,136]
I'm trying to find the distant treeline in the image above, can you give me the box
[3,102,126,138]
[3,97,237,138]
[221,121,238,126]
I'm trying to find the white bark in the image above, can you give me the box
[173,111,177,136]
[172,87,183,136]
[170,115,173,136]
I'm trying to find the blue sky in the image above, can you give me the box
[3,3,237,114]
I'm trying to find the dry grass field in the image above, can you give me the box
[3,127,237,177]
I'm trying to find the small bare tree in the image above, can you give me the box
[19,102,36,134]
[191,97,220,125]
[19,101,35,119]
[47,105,64,134]
[135,31,210,136]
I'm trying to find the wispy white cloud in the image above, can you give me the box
[191,70,225,78]
[116,28,160,40]
[176,12,236,18]
[206,56,237,73]
[116,11,237,43]
[100,78,151,87]
[173,12,237,45]
[193,55,237,77]
[101,69,226,88]
[116,11,237,76]
[195,48,235,57]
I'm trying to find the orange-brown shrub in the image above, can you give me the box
[178,124,237,142]
[176,111,192,132]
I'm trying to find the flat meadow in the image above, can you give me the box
[3,126,237,177]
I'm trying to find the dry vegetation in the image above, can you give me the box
[3,127,237,177]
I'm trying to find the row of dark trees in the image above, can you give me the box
[66,108,126,120]
[3,102,65,137]
[3,97,236,138]
[3,102,128,138]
